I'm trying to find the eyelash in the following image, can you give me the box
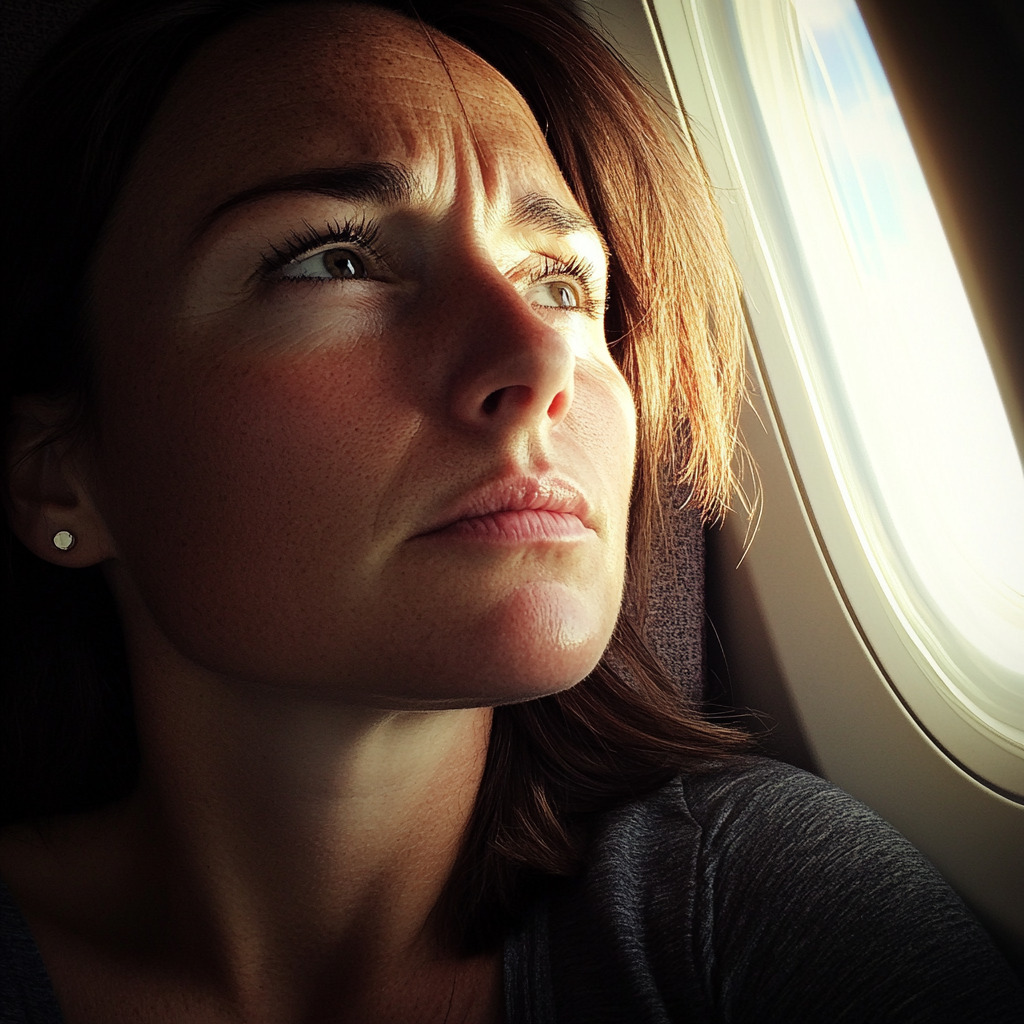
[526,254,602,318]
[259,219,602,317]
[258,217,385,275]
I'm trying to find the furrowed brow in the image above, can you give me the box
[191,162,418,242]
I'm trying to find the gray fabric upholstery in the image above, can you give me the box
[645,500,705,701]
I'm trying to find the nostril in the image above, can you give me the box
[480,384,529,416]
[547,390,571,420]
[478,383,570,420]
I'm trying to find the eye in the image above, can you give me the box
[525,280,581,309]
[280,248,367,281]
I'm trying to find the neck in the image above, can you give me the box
[144,680,488,939]
[115,609,495,1017]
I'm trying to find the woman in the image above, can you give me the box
[1,1,1021,1021]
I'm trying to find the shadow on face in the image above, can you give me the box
[81,4,637,707]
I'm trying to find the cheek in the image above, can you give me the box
[574,361,637,531]
[96,342,413,668]
[91,320,637,698]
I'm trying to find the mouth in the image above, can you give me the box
[419,475,595,543]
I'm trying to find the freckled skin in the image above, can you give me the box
[87,2,636,707]
[0,9,643,1017]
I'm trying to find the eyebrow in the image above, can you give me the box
[508,192,599,239]
[192,162,417,241]
[192,162,603,248]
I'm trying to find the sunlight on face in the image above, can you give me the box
[87,4,637,706]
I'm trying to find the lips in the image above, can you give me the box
[420,475,595,541]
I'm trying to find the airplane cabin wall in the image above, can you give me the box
[580,0,1024,975]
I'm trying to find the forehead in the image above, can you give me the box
[125,3,575,222]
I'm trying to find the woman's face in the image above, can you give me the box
[86,3,636,706]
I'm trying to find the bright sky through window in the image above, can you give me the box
[777,0,1024,694]
[717,0,1024,738]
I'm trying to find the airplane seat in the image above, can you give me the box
[644,497,707,702]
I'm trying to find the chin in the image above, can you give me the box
[358,581,617,709]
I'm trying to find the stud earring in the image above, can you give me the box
[52,530,75,552]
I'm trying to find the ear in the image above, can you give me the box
[7,397,118,567]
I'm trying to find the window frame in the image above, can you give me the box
[646,0,1024,793]
[580,0,1024,967]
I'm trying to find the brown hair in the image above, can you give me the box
[1,0,750,951]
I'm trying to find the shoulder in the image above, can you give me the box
[596,756,969,919]
[673,755,917,879]
[542,757,1024,1023]
[576,756,909,908]
[613,754,883,840]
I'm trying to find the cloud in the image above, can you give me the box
[791,0,857,34]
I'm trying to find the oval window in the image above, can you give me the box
[725,0,1024,764]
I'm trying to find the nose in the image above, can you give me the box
[445,262,576,434]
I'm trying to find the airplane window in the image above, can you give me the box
[650,0,1024,787]
[732,0,1024,746]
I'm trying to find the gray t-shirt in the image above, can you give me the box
[4,758,1023,1022]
